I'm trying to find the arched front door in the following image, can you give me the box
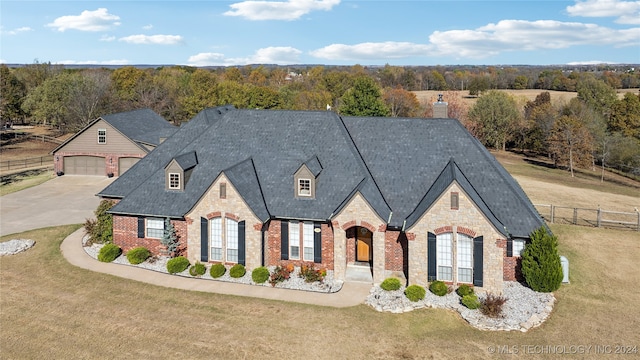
[356,227,373,263]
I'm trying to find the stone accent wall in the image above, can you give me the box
[112,215,188,257]
[407,182,506,294]
[185,173,262,269]
[332,193,386,284]
[265,220,335,270]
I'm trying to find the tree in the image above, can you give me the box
[521,227,563,293]
[468,75,490,96]
[548,114,594,177]
[84,199,115,244]
[180,69,219,118]
[0,65,27,122]
[338,76,390,117]
[576,75,617,118]
[383,86,420,117]
[609,92,640,139]
[467,90,520,150]
[21,72,73,129]
[161,218,180,257]
[111,66,147,103]
[246,85,281,109]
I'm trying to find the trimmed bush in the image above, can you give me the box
[269,265,292,286]
[229,264,246,278]
[404,285,426,302]
[380,277,402,291]
[429,280,448,296]
[189,262,206,277]
[126,247,150,265]
[252,267,270,284]
[210,263,226,278]
[97,243,121,262]
[456,284,474,297]
[461,294,481,309]
[166,256,190,274]
[521,227,563,293]
[481,293,508,317]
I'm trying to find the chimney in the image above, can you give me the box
[432,93,448,118]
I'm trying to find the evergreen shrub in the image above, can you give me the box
[97,243,121,262]
[229,264,246,278]
[126,247,150,265]
[380,277,402,291]
[456,284,474,297]
[166,256,190,274]
[461,294,481,309]
[521,227,563,293]
[189,262,206,277]
[252,267,270,284]
[404,285,426,302]
[429,280,448,296]
[210,263,226,278]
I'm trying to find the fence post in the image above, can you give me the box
[573,208,578,225]
[550,205,555,224]
[597,207,601,228]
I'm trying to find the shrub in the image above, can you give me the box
[456,284,474,297]
[380,277,402,291]
[97,243,121,262]
[299,263,325,283]
[229,264,246,278]
[189,262,206,277]
[521,226,563,293]
[126,247,150,265]
[84,199,115,244]
[481,293,508,317]
[252,267,270,284]
[210,263,226,278]
[166,256,190,274]
[160,218,180,257]
[461,294,481,309]
[404,285,426,302]
[269,265,292,286]
[429,280,448,296]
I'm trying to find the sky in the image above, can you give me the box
[1,0,639,67]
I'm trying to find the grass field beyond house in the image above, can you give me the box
[1,223,638,359]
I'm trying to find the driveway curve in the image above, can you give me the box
[0,175,114,237]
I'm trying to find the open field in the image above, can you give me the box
[1,223,638,359]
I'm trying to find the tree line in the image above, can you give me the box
[1,61,638,177]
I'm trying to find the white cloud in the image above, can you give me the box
[100,35,116,42]
[55,59,130,65]
[566,60,620,64]
[187,46,302,66]
[119,34,184,45]
[1,26,33,36]
[567,0,640,24]
[224,0,340,20]
[310,19,640,62]
[46,8,121,32]
[143,24,153,30]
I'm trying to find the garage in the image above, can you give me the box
[63,156,105,176]
[118,157,140,175]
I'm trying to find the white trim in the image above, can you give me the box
[169,172,181,190]
[97,128,107,144]
[146,218,164,239]
[513,239,526,257]
[303,221,314,261]
[298,178,311,196]
[289,220,300,259]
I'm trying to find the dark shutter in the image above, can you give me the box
[473,236,484,287]
[313,222,322,263]
[200,217,208,262]
[238,221,246,266]
[506,238,513,257]
[137,217,145,238]
[427,232,437,282]
[280,221,289,260]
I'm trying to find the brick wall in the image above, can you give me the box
[113,215,188,257]
[384,230,406,273]
[500,239,523,281]
[266,219,335,270]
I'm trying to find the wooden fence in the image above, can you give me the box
[0,155,54,172]
[534,204,640,231]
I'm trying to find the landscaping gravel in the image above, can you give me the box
[0,239,35,256]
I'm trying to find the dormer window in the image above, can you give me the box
[98,129,106,144]
[169,173,181,189]
[298,179,311,196]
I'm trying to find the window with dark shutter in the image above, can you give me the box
[313,222,322,263]
[280,221,289,260]
[473,236,484,287]
[506,238,513,257]
[137,217,145,238]
[200,217,208,262]
[238,221,246,266]
[427,232,437,282]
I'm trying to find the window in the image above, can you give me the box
[289,221,300,259]
[226,218,238,263]
[146,218,164,239]
[303,222,314,261]
[220,183,226,199]
[457,234,473,283]
[210,218,222,261]
[98,129,106,144]
[437,233,453,281]
[451,192,459,210]
[513,239,526,257]
[298,179,311,196]
[169,173,181,189]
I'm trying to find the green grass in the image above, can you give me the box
[1,224,638,359]
[0,168,54,196]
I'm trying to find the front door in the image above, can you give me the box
[356,227,372,262]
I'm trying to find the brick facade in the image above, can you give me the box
[113,215,188,257]
[265,220,335,270]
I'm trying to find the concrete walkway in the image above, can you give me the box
[61,228,372,307]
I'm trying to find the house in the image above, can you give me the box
[97,106,547,293]
[52,109,177,176]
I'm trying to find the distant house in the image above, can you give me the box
[52,109,177,176]
[98,106,546,293]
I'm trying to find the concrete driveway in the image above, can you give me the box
[0,175,115,237]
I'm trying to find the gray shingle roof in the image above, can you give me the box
[101,108,177,146]
[102,108,545,238]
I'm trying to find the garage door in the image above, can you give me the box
[64,156,105,176]
[118,157,140,175]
